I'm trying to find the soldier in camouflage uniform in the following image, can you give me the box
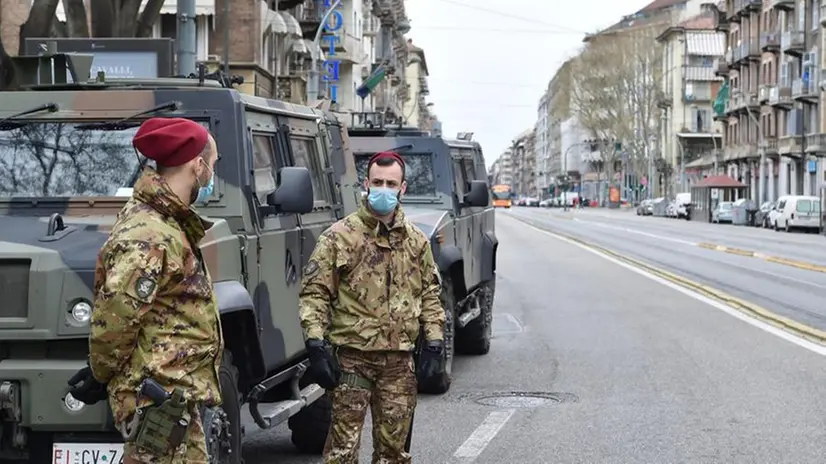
[299,151,446,464]
[72,117,223,463]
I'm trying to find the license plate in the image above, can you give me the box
[52,443,124,464]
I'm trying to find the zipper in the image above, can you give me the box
[385,247,392,308]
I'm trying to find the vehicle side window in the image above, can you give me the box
[796,200,811,212]
[778,200,786,211]
[462,158,476,181]
[290,137,329,202]
[251,133,279,205]
[452,158,466,196]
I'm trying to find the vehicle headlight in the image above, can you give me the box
[64,392,84,412]
[70,301,92,324]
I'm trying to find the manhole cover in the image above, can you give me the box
[473,392,577,408]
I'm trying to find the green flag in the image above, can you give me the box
[713,80,728,116]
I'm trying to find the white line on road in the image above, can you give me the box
[519,220,826,357]
[571,217,697,245]
[451,409,515,462]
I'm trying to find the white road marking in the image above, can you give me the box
[451,409,515,462]
[571,217,697,245]
[519,220,826,357]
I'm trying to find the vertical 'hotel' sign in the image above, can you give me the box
[320,0,342,102]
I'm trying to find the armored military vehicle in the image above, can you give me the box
[348,113,497,394]
[0,52,359,462]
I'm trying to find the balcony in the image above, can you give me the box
[770,0,794,10]
[759,84,772,103]
[714,57,729,77]
[739,41,760,62]
[779,109,804,155]
[769,83,793,108]
[728,0,761,20]
[781,30,805,56]
[805,134,826,153]
[792,77,819,102]
[760,31,780,52]
[363,16,379,36]
[745,88,760,108]
[764,137,779,154]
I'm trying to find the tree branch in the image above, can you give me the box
[63,0,90,37]
[135,0,165,37]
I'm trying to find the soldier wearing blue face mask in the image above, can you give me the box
[299,151,445,463]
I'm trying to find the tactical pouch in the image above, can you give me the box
[133,387,191,455]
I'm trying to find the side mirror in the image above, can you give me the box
[261,167,314,215]
[463,180,490,207]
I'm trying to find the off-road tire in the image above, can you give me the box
[418,275,454,395]
[214,349,243,464]
[456,279,494,355]
[288,371,332,454]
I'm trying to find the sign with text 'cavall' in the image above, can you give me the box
[320,0,342,102]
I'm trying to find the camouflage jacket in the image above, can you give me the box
[89,167,223,424]
[299,200,445,351]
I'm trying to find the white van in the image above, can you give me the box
[770,195,822,232]
[675,192,691,219]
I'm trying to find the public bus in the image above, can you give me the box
[491,184,513,208]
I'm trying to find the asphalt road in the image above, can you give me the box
[507,207,826,333]
[239,211,826,463]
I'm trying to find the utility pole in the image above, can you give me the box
[176,0,197,76]
[307,0,343,103]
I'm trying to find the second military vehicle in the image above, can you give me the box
[0,52,361,462]
[348,114,498,394]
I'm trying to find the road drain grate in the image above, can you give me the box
[471,391,578,408]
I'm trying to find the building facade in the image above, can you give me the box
[535,88,551,193]
[489,150,514,187]
[657,12,726,196]
[715,0,825,203]
[547,59,574,183]
[402,38,435,130]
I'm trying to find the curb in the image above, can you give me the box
[510,215,826,345]
[697,242,826,273]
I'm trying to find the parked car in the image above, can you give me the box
[636,199,653,215]
[711,201,734,223]
[768,195,822,232]
[666,201,679,218]
[755,201,775,228]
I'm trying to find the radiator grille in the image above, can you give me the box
[0,260,30,318]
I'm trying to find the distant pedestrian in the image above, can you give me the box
[68,117,223,464]
[299,151,446,463]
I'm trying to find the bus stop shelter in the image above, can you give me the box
[689,175,747,223]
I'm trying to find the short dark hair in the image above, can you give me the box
[368,156,405,181]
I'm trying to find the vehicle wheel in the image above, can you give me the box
[456,279,494,355]
[288,370,332,454]
[774,221,779,231]
[204,349,243,464]
[418,275,454,395]
[785,222,792,233]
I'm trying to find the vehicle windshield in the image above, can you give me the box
[0,122,141,197]
[492,190,511,200]
[354,153,436,196]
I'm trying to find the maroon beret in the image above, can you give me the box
[133,117,209,167]
[369,151,405,167]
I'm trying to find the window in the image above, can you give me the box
[290,137,328,202]
[353,153,437,196]
[0,122,140,197]
[796,199,813,212]
[251,134,277,204]
[452,159,466,195]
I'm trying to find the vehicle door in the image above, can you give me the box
[450,153,475,290]
[249,128,303,368]
[286,126,340,279]
[462,155,485,289]
[776,198,789,227]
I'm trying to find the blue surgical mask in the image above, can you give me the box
[195,163,214,204]
[367,187,399,215]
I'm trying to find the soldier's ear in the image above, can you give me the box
[400,180,407,196]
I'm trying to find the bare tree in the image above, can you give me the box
[62,0,165,38]
[570,23,664,194]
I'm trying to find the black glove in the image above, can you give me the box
[417,340,443,380]
[306,339,341,390]
[67,364,108,405]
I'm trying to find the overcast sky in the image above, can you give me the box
[404,0,654,169]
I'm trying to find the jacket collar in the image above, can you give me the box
[356,197,407,236]
[132,167,213,244]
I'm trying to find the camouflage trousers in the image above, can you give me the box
[323,347,417,464]
[119,404,208,464]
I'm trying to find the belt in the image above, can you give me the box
[339,371,373,390]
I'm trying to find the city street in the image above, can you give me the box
[508,207,826,332]
[241,212,826,463]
